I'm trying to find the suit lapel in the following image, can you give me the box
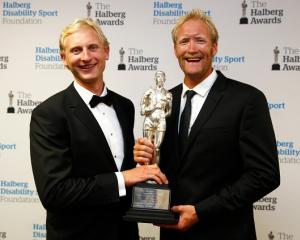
[181,72,227,159]
[167,85,183,171]
[109,90,127,144]
[170,85,182,136]
[109,90,130,171]
[66,84,106,139]
[65,84,117,169]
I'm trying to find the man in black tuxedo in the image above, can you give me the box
[134,9,280,240]
[30,18,167,240]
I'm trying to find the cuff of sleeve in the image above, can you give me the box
[115,172,126,197]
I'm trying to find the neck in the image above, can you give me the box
[75,79,104,96]
[184,68,213,89]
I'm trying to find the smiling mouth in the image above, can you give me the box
[79,63,96,70]
[184,55,202,62]
[185,57,201,62]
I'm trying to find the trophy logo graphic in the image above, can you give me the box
[240,0,248,24]
[86,2,92,19]
[0,232,7,240]
[124,71,178,224]
[268,231,275,240]
[7,90,15,113]
[272,46,280,70]
[118,47,126,70]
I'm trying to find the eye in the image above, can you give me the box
[195,38,207,44]
[178,38,189,45]
[89,44,99,51]
[71,47,81,55]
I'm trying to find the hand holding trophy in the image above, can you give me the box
[124,71,178,224]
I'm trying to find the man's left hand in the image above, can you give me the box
[158,205,198,232]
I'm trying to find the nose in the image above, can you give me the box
[81,48,91,61]
[187,40,197,53]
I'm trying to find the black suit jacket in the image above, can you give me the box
[30,83,138,240]
[160,71,280,240]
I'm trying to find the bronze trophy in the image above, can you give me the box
[124,71,178,224]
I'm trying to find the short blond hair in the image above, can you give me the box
[171,9,219,44]
[59,18,109,52]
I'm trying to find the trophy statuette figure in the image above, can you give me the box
[141,70,172,166]
[124,71,178,224]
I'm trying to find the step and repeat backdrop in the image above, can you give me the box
[0,0,299,239]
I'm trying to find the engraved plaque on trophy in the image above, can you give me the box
[124,71,178,224]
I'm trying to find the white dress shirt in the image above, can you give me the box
[74,81,126,197]
[179,70,217,134]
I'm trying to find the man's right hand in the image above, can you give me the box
[122,164,168,187]
[133,137,154,165]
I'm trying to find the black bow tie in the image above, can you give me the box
[89,94,112,108]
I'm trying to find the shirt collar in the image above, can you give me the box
[73,81,108,105]
[182,69,217,98]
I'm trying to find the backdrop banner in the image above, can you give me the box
[0,1,299,239]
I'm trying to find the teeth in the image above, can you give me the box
[186,58,200,62]
[81,64,94,69]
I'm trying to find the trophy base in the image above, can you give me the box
[272,63,280,70]
[124,208,178,224]
[240,17,248,24]
[124,182,178,224]
[118,64,126,70]
[7,107,15,113]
